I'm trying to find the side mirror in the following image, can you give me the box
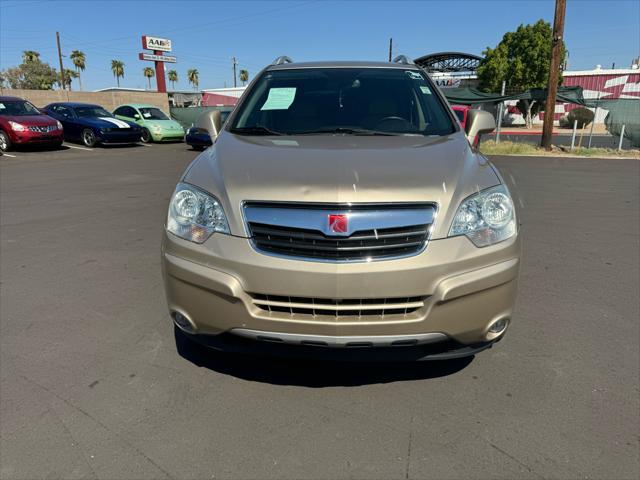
[196,110,222,140]
[465,110,495,145]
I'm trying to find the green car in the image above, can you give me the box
[113,103,184,143]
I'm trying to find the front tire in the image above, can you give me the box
[140,128,152,143]
[0,130,12,152]
[81,129,97,148]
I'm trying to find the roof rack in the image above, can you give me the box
[392,55,414,65]
[272,56,294,65]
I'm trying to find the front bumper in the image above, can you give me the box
[162,230,520,351]
[185,133,213,147]
[98,130,142,144]
[151,130,184,142]
[11,130,63,145]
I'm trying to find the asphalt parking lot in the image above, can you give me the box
[1,143,638,479]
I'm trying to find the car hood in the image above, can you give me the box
[2,114,56,125]
[83,117,138,129]
[183,130,500,239]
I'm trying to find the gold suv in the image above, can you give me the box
[162,57,520,361]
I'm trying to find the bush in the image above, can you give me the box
[558,114,570,128]
[567,107,594,128]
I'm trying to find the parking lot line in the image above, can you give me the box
[1,153,17,158]
[63,144,94,151]
[139,143,153,147]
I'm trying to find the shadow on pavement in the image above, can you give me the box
[175,327,473,387]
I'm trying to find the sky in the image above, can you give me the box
[1,0,638,91]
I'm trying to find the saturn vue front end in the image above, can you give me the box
[161,58,520,361]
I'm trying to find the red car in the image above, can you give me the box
[452,104,481,146]
[0,96,64,152]
[451,104,471,129]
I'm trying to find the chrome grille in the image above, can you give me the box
[251,293,427,319]
[244,202,435,262]
[27,125,56,133]
[249,223,429,260]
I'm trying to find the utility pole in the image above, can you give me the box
[541,0,566,150]
[56,31,65,91]
[232,56,237,88]
[388,38,393,62]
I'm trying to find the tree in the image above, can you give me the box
[239,69,249,85]
[167,69,178,90]
[477,19,564,128]
[22,50,41,63]
[61,68,79,90]
[0,57,58,90]
[111,60,125,87]
[143,67,155,90]
[70,50,86,91]
[187,69,199,91]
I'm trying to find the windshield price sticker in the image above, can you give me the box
[260,87,297,110]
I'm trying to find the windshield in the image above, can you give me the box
[230,68,456,136]
[139,107,169,120]
[0,100,42,116]
[76,106,112,118]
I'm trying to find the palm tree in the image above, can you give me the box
[62,69,79,90]
[70,50,86,91]
[22,50,40,63]
[167,70,178,90]
[187,68,199,91]
[143,67,155,90]
[111,60,125,87]
[239,69,249,86]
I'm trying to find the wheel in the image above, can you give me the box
[81,129,97,148]
[0,130,12,152]
[140,128,152,143]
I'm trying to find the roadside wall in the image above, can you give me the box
[0,88,170,112]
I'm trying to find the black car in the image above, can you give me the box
[185,110,230,150]
[42,102,142,147]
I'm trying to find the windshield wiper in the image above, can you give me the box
[230,126,284,136]
[295,127,398,136]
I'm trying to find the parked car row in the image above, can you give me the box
[0,96,186,152]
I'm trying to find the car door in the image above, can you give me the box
[115,106,140,124]
[53,105,80,140]
[130,107,145,127]
[45,105,66,131]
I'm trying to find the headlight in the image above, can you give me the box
[152,125,162,132]
[8,121,26,132]
[449,184,516,247]
[55,120,63,130]
[166,183,229,243]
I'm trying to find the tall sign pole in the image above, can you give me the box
[232,57,237,88]
[541,0,566,150]
[140,35,176,93]
[56,32,65,91]
[155,51,167,92]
